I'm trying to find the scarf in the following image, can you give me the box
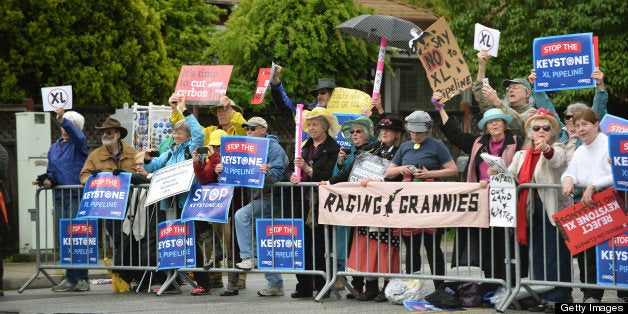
[515,147,541,245]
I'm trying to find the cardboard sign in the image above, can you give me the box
[600,114,628,135]
[474,23,500,57]
[251,67,272,105]
[41,85,72,111]
[145,160,195,206]
[59,219,98,266]
[609,133,628,191]
[256,218,305,270]
[532,33,595,92]
[489,173,517,227]
[219,136,270,188]
[181,184,233,223]
[596,232,628,286]
[348,152,390,182]
[326,87,372,114]
[77,172,132,220]
[156,219,196,270]
[318,181,488,228]
[174,65,233,105]
[552,188,628,255]
[416,17,472,103]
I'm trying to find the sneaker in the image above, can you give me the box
[74,279,90,291]
[257,286,285,297]
[52,279,76,292]
[191,286,211,296]
[584,297,601,303]
[235,257,257,270]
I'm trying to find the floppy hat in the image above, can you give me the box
[477,108,512,129]
[302,107,341,137]
[341,116,375,142]
[502,77,531,91]
[309,78,336,95]
[241,116,268,129]
[95,117,128,139]
[405,111,432,133]
[208,129,228,146]
[524,108,559,132]
[209,99,243,116]
[378,116,405,132]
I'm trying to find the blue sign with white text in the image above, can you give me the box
[219,136,269,188]
[181,183,233,223]
[608,133,628,191]
[156,220,196,270]
[59,219,98,266]
[533,33,595,92]
[596,232,628,286]
[77,172,131,220]
[256,218,305,270]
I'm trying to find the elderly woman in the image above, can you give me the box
[507,108,569,312]
[435,91,522,281]
[385,110,457,289]
[287,107,341,298]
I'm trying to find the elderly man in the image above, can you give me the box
[270,65,335,113]
[219,117,287,297]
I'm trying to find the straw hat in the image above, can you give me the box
[524,108,559,132]
[302,107,341,137]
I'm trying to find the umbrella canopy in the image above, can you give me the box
[336,14,424,52]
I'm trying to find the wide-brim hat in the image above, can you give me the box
[405,111,432,133]
[308,78,336,95]
[524,108,559,133]
[340,116,375,144]
[209,100,243,116]
[502,77,531,91]
[478,108,513,129]
[302,107,341,138]
[95,117,128,139]
[241,116,268,129]
[377,116,405,132]
[208,129,228,146]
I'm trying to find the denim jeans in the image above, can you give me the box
[55,196,89,282]
[531,198,571,303]
[234,199,282,288]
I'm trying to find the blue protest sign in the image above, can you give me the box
[77,172,131,220]
[59,219,98,266]
[156,220,196,270]
[181,183,234,223]
[301,113,360,149]
[533,33,595,92]
[256,218,304,270]
[219,136,269,188]
[600,114,628,135]
[609,133,628,191]
[596,232,628,286]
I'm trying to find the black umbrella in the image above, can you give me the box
[336,14,425,99]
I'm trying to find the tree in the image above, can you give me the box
[441,0,628,114]
[0,0,176,107]
[207,0,378,111]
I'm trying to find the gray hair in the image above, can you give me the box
[565,102,589,115]
[525,118,557,145]
[173,120,191,138]
[312,115,329,132]
[63,111,85,131]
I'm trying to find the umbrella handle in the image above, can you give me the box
[372,38,388,102]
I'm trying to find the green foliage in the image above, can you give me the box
[442,0,628,110]
[0,0,177,107]
[208,0,378,110]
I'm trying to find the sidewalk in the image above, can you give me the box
[2,262,110,291]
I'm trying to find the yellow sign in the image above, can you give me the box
[326,87,372,113]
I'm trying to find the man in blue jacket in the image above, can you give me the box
[270,65,335,113]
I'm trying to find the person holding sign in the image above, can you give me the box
[287,107,341,298]
[560,108,626,303]
[270,65,335,112]
[230,117,287,297]
[435,91,522,281]
[474,51,537,139]
[385,110,458,289]
[507,109,569,311]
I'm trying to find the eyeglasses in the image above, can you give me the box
[486,119,501,125]
[507,85,526,92]
[349,129,363,134]
[317,90,328,96]
[246,126,258,132]
[564,114,574,120]
[101,129,113,136]
[532,125,551,132]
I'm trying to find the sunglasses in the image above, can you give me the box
[532,125,551,132]
[246,126,258,132]
[101,129,114,136]
[317,90,328,96]
[349,129,363,134]
[564,114,574,120]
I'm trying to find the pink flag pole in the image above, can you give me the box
[372,37,388,102]
[294,103,304,182]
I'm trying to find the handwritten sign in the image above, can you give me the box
[474,23,500,57]
[59,219,98,266]
[600,114,628,135]
[609,133,628,191]
[251,67,272,105]
[145,160,195,206]
[533,33,595,92]
[77,172,131,220]
[552,188,628,255]
[489,173,516,227]
[156,219,196,270]
[181,184,233,223]
[256,218,305,270]
[174,65,233,106]
[416,17,472,103]
[348,152,390,182]
[327,87,372,114]
[219,136,269,188]
[41,85,72,111]
[596,232,628,286]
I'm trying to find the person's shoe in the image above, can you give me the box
[220,289,239,296]
[238,274,247,289]
[583,297,601,303]
[74,279,90,291]
[346,287,362,299]
[374,290,387,302]
[291,290,313,298]
[235,257,257,270]
[191,286,211,296]
[257,286,285,297]
[52,279,76,292]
